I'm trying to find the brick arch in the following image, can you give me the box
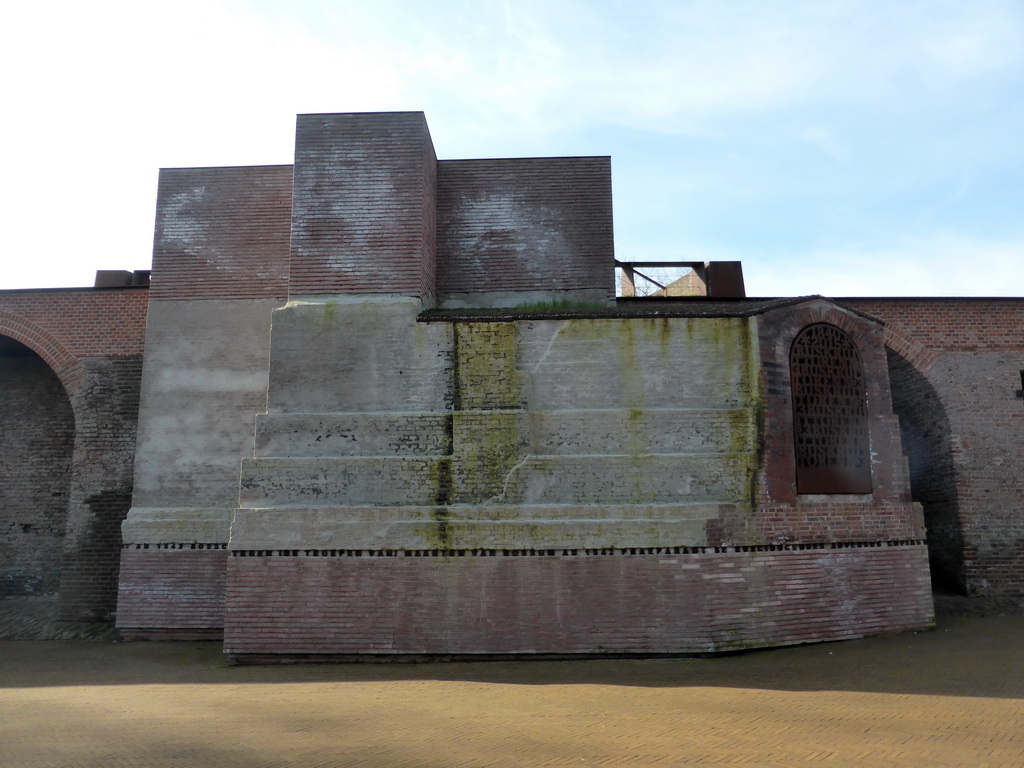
[879,323,938,376]
[758,299,896,505]
[0,310,84,395]
[768,300,882,366]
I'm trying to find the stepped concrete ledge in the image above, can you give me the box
[122,507,234,544]
[229,503,731,550]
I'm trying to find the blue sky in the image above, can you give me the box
[3,0,1023,296]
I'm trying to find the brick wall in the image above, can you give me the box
[58,355,144,620]
[224,544,931,658]
[841,299,1024,352]
[436,158,614,300]
[841,298,1024,596]
[756,300,913,510]
[151,165,292,301]
[117,546,228,639]
[0,341,74,597]
[0,287,149,620]
[289,112,438,299]
[0,289,148,369]
[885,349,962,591]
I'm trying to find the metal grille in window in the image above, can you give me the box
[790,323,872,494]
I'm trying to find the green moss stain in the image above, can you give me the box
[455,322,521,409]
[429,457,453,507]
[430,506,452,549]
[726,406,761,512]
[512,299,606,312]
[449,321,527,504]
[321,301,338,328]
[425,458,454,549]
[623,407,652,503]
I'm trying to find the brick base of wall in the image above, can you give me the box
[116,546,228,639]
[224,544,934,660]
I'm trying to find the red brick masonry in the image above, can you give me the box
[117,547,228,640]
[224,544,933,659]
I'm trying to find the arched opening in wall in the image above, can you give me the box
[790,323,872,494]
[0,336,75,598]
[885,348,964,593]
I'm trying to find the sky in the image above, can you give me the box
[3,0,1024,297]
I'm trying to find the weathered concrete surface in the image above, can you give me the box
[125,298,280,542]
[526,407,756,454]
[255,412,452,457]
[240,457,450,507]
[266,298,452,413]
[518,317,758,410]
[230,504,722,550]
[121,508,232,545]
[237,310,760,553]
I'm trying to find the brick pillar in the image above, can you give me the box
[289,112,438,301]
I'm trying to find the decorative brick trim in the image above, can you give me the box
[880,323,938,375]
[0,310,82,392]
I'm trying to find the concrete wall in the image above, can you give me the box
[220,296,932,658]
[117,162,291,637]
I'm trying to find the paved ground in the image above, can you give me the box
[1,598,1022,767]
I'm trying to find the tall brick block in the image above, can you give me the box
[289,112,438,299]
[151,166,292,301]
[436,158,614,306]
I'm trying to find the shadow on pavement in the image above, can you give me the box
[2,608,1022,700]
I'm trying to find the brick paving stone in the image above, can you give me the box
[0,610,1022,767]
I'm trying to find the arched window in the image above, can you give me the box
[790,323,871,494]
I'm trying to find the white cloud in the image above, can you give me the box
[1,0,1023,291]
[746,232,1024,297]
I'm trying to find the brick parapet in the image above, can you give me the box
[288,112,438,299]
[436,157,615,299]
[839,298,1024,353]
[151,165,292,301]
[0,289,149,362]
